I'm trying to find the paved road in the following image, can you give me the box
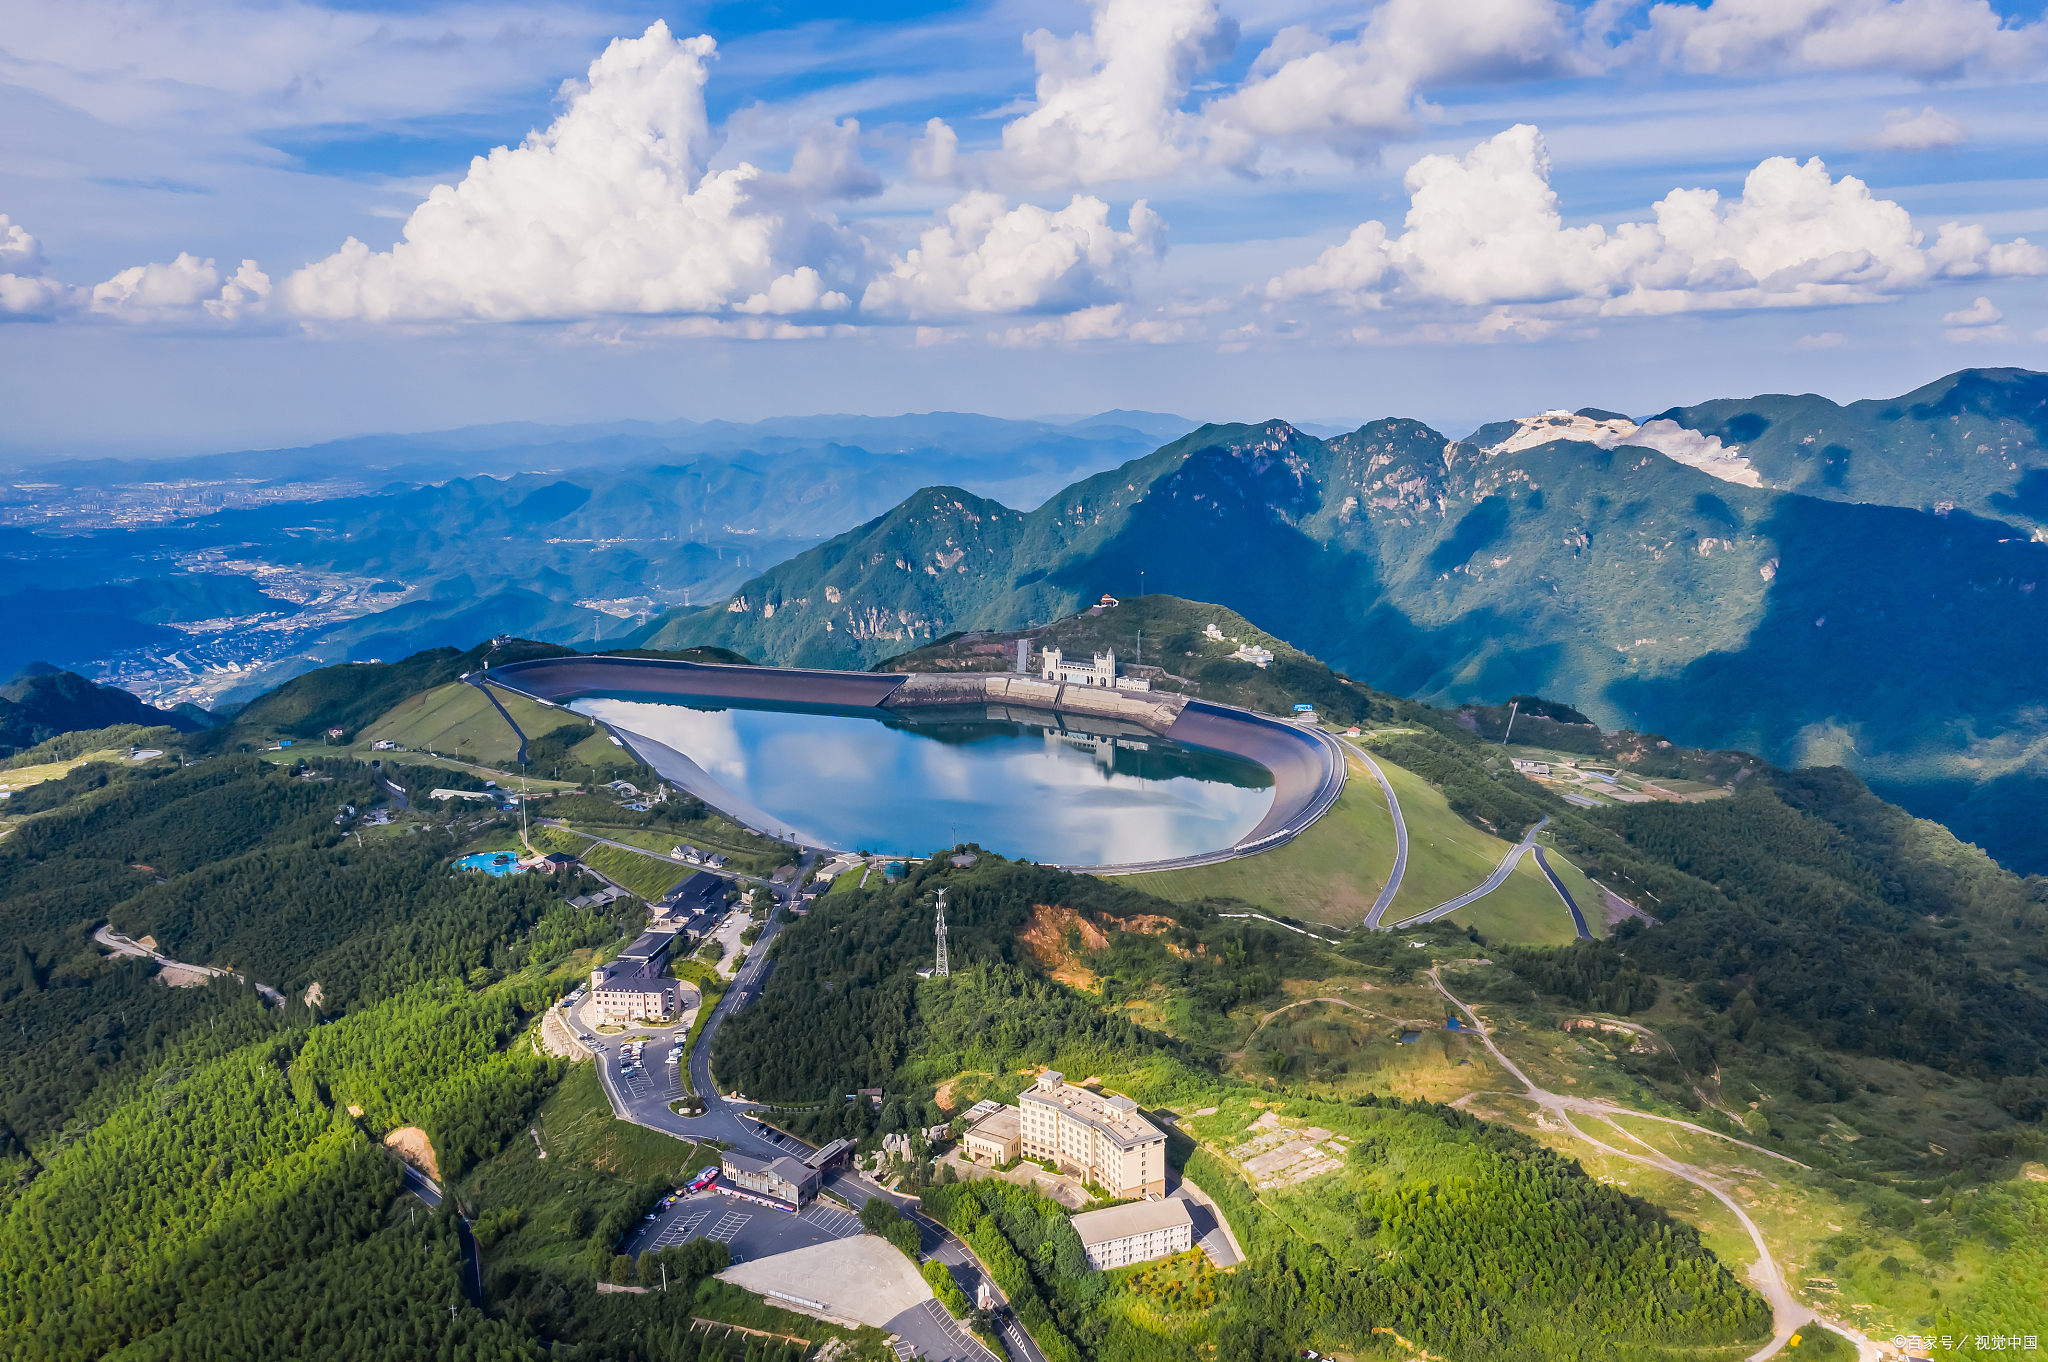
[1391,815,1551,929]
[1073,721,1348,877]
[1338,738,1409,929]
[389,1159,483,1307]
[1531,846,1591,940]
[583,869,1036,1362]
[470,676,529,764]
[94,924,286,1006]
[1427,966,1875,1362]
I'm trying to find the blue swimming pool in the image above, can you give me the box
[454,852,525,877]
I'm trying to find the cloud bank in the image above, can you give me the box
[1266,125,2048,319]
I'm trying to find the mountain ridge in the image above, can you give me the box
[634,372,2048,871]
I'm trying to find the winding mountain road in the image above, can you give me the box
[1531,846,1592,940]
[1393,815,1550,928]
[95,925,286,1006]
[1338,738,1409,929]
[1427,966,1876,1362]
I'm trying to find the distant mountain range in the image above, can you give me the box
[631,368,2048,873]
[1,409,1197,697]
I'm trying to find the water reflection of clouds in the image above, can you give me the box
[567,698,1272,864]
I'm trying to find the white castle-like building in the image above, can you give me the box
[1039,647,1150,692]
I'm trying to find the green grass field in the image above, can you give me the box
[1127,751,1398,925]
[361,681,523,764]
[580,842,691,900]
[579,821,785,878]
[1128,750,1598,944]
[0,749,127,794]
[1446,853,1583,946]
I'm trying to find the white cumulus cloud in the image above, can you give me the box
[993,0,1236,188]
[1206,0,1584,168]
[1875,105,1971,150]
[283,23,871,323]
[1265,124,2048,319]
[0,215,73,319]
[861,193,1165,322]
[1639,0,2043,78]
[1941,296,2003,325]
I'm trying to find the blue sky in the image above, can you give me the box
[4,0,2048,455]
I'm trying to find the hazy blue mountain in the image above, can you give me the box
[1,409,1191,488]
[0,413,1186,688]
[637,380,2048,871]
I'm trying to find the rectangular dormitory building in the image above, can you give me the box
[588,930,681,1022]
[1070,1197,1193,1270]
[1017,1071,1167,1199]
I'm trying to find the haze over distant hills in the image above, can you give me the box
[0,409,1197,695]
[632,368,2048,873]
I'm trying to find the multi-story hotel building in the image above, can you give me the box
[1017,1071,1167,1199]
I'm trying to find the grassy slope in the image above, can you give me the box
[361,682,523,765]
[1129,748,1397,925]
[1129,746,1595,945]
[579,843,690,901]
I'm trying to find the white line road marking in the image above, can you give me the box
[802,1205,859,1238]
[655,1210,710,1246]
[707,1212,752,1243]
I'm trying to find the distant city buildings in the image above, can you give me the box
[1018,1071,1168,1198]
[1071,1198,1193,1270]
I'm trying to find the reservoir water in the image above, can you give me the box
[568,694,1276,865]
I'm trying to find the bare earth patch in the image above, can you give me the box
[156,964,213,987]
[303,981,324,1010]
[1017,904,1108,988]
[384,1126,441,1182]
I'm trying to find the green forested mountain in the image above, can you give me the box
[1656,367,2048,529]
[0,666,204,755]
[633,375,2048,871]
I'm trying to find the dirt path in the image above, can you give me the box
[94,925,286,1006]
[1426,965,1878,1362]
[1230,995,1404,1062]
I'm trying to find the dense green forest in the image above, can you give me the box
[710,851,1323,1139]
[0,725,802,1360]
[1357,725,2048,1088]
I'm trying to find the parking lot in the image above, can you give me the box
[622,1186,864,1266]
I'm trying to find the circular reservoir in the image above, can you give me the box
[569,693,1275,865]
